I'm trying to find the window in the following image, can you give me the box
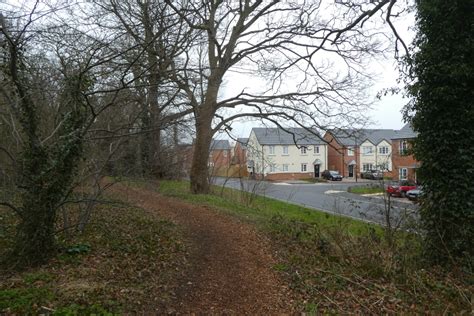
[268,145,275,155]
[399,168,408,180]
[282,146,289,155]
[347,147,354,156]
[379,146,389,155]
[363,163,373,172]
[301,146,307,155]
[363,146,373,155]
[282,164,289,172]
[379,162,388,171]
[314,146,320,154]
[269,164,276,172]
[301,163,307,172]
[399,140,408,155]
[223,150,228,157]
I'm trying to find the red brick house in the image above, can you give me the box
[324,130,359,178]
[209,139,232,170]
[391,123,419,182]
[232,138,248,165]
[323,129,398,178]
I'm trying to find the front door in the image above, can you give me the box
[314,164,320,178]
[348,165,354,177]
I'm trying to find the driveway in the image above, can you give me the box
[211,177,418,226]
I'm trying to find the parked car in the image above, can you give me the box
[407,186,423,201]
[322,170,343,181]
[361,170,383,180]
[386,180,417,197]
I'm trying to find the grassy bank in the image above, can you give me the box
[1,179,471,314]
[159,180,473,314]
[158,180,374,235]
[0,199,186,314]
[348,186,385,194]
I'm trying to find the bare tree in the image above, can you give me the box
[164,0,407,194]
[93,0,195,177]
[0,1,163,264]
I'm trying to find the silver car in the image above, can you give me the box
[407,186,423,201]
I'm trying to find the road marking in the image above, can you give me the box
[273,182,291,186]
[324,190,344,194]
[361,193,413,204]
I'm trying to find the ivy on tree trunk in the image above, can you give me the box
[405,0,474,266]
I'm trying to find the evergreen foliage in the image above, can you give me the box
[405,0,474,266]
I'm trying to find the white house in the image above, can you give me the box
[359,138,393,173]
[246,127,328,180]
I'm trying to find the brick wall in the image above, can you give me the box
[391,139,419,181]
[324,132,344,173]
[232,143,246,165]
[324,132,360,177]
[210,149,231,169]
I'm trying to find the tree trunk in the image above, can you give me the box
[14,201,56,265]
[153,127,162,178]
[190,111,214,194]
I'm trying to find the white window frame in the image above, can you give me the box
[363,146,373,155]
[399,168,408,180]
[399,140,408,154]
[363,163,373,172]
[347,147,354,156]
[282,146,289,155]
[268,145,275,155]
[269,164,276,172]
[378,146,389,155]
[301,163,307,172]
[301,146,307,155]
[314,146,320,154]
[282,164,289,172]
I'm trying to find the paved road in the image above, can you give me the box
[211,177,418,226]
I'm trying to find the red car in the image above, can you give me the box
[386,180,417,197]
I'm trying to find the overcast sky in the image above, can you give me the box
[222,59,409,140]
[2,0,415,141]
[220,9,416,140]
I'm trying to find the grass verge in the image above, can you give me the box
[0,199,186,314]
[158,180,473,314]
[159,179,375,235]
[348,185,384,194]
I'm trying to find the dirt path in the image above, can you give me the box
[110,184,294,314]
